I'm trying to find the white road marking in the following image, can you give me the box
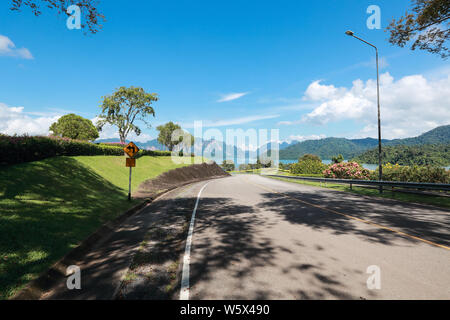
[180,181,210,300]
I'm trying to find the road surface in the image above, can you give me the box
[185,174,450,299]
[43,174,450,300]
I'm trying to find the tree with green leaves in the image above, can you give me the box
[332,154,344,164]
[221,160,235,172]
[49,113,99,141]
[387,0,449,58]
[157,121,194,152]
[298,154,321,163]
[97,86,158,143]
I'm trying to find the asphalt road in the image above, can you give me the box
[42,174,449,300]
[185,174,450,299]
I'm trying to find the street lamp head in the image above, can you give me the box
[345,30,354,37]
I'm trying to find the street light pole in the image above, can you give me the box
[345,30,383,193]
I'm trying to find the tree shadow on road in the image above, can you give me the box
[190,197,273,286]
[257,188,450,248]
[186,196,366,299]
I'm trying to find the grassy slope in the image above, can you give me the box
[73,156,200,192]
[0,155,197,299]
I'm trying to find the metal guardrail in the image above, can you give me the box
[268,175,450,192]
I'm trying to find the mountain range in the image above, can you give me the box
[278,125,450,160]
[95,138,168,150]
[95,138,242,158]
[96,125,450,161]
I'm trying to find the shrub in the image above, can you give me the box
[331,154,344,164]
[256,158,273,168]
[97,142,127,148]
[221,160,235,172]
[49,113,99,141]
[291,159,327,175]
[371,163,450,183]
[279,162,292,171]
[323,162,371,180]
[299,154,321,162]
[237,164,248,171]
[0,134,172,166]
[137,149,172,157]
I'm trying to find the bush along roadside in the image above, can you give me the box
[0,134,173,166]
[370,163,450,184]
[284,158,449,184]
[290,159,327,175]
[323,162,448,183]
[323,162,371,180]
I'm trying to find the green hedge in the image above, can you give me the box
[136,149,172,157]
[0,135,172,166]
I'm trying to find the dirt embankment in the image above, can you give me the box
[134,162,229,199]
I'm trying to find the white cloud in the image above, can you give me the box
[303,80,342,101]
[277,119,301,126]
[126,132,153,142]
[363,56,389,69]
[284,134,326,143]
[217,92,249,102]
[0,107,153,141]
[300,70,450,139]
[0,105,154,141]
[0,102,59,135]
[0,35,33,59]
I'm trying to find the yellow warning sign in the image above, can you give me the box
[124,142,140,158]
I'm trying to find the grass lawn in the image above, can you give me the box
[73,155,202,192]
[269,176,450,209]
[0,155,198,299]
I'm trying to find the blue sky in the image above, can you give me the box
[1,0,449,144]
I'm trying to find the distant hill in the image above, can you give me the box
[96,125,450,161]
[96,138,167,151]
[385,125,450,146]
[279,125,450,160]
[95,138,245,156]
[279,137,387,160]
[353,144,450,167]
[138,139,167,150]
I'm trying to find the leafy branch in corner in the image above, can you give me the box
[10,0,105,34]
[387,0,450,58]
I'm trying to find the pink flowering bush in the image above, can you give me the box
[323,162,371,180]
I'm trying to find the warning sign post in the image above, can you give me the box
[123,142,140,201]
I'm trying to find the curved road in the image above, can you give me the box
[185,174,450,299]
[43,174,450,300]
